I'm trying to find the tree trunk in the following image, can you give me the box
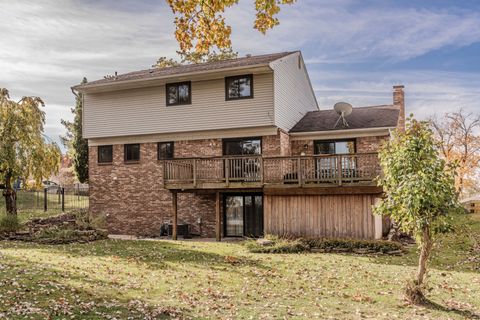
[417,226,432,285]
[406,225,432,304]
[2,173,17,216]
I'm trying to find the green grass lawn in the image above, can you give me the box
[0,213,479,319]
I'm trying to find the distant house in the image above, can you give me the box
[72,51,405,240]
[461,195,480,214]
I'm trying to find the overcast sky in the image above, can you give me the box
[1,0,480,150]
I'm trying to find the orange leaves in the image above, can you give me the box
[254,0,296,34]
[166,0,296,55]
[430,109,480,194]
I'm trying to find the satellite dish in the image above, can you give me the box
[333,102,353,128]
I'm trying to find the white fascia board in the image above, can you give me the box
[289,127,395,140]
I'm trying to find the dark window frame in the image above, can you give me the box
[313,139,357,155]
[222,137,262,156]
[124,143,140,162]
[166,81,192,106]
[98,145,113,163]
[158,141,174,160]
[222,193,264,238]
[225,74,254,101]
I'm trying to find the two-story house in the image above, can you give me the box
[73,51,404,240]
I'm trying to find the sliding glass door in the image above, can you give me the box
[223,137,262,181]
[224,196,244,237]
[314,140,356,180]
[224,194,263,237]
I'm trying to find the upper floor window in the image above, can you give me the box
[314,140,356,155]
[98,145,113,163]
[158,142,174,160]
[225,74,253,100]
[124,143,140,162]
[166,82,191,106]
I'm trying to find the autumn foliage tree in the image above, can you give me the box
[154,48,238,68]
[0,88,60,215]
[430,109,480,195]
[166,0,295,55]
[375,117,461,304]
[156,1,295,67]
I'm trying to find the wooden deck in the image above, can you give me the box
[163,153,380,190]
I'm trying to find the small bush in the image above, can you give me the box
[246,234,404,254]
[73,209,106,231]
[34,226,106,244]
[301,238,403,253]
[245,235,309,253]
[35,227,78,241]
[89,212,106,230]
[0,214,21,233]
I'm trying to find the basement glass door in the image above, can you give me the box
[224,194,263,237]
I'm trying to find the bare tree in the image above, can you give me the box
[430,109,480,195]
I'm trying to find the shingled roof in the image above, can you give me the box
[75,51,296,89]
[290,105,400,133]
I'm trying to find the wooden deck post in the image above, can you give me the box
[172,191,178,240]
[215,191,221,242]
[337,155,343,186]
[225,159,230,187]
[192,159,197,188]
[297,158,303,187]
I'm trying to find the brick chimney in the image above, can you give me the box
[393,85,405,131]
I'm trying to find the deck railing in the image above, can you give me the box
[164,153,380,189]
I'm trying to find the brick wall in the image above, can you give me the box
[89,143,166,236]
[89,129,389,237]
[291,140,314,156]
[356,136,389,153]
[175,139,222,157]
[89,141,221,237]
[279,130,291,156]
[89,131,287,236]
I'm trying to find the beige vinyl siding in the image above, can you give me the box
[270,52,318,131]
[83,73,274,139]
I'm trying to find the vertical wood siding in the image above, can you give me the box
[270,52,318,131]
[83,73,274,139]
[264,194,379,239]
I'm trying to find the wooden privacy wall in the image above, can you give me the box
[264,194,379,239]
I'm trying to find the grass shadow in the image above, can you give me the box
[423,298,480,319]
[368,212,480,274]
[0,256,182,319]
[1,239,269,272]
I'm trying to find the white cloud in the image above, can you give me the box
[0,0,178,146]
[226,0,480,62]
[0,0,479,149]
[312,69,480,120]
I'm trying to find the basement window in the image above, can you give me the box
[166,82,191,106]
[158,142,174,160]
[124,144,140,162]
[98,145,113,163]
[225,74,253,100]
